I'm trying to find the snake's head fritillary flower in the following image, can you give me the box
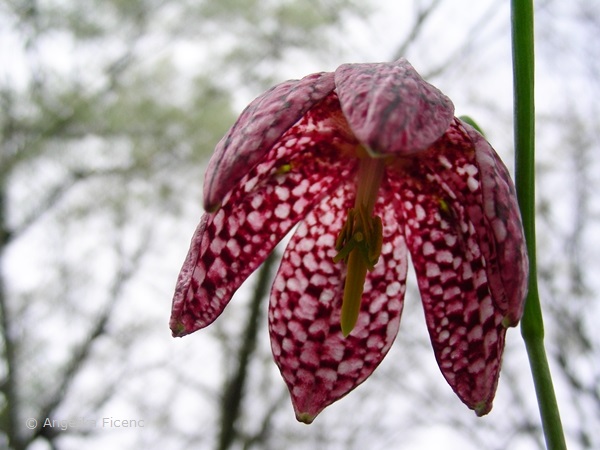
[170,59,528,423]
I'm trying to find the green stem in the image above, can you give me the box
[510,1,566,448]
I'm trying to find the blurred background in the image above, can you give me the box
[1,0,598,448]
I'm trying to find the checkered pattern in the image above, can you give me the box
[170,59,528,422]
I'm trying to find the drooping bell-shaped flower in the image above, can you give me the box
[170,59,528,423]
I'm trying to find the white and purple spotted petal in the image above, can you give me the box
[204,72,335,210]
[269,184,408,423]
[334,58,455,156]
[171,96,355,336]
[464,122,528,324]
[388,120,527,414]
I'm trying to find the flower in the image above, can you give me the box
[170,59,528,423]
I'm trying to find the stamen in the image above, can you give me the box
[333,156,386,336]
[340,250,369,336]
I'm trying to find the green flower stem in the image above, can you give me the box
[510,1,567,448]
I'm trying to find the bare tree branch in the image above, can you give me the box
[391,0,445,60]
[0,182,23,449]
[28,225,153,447]
[217,252,278,450]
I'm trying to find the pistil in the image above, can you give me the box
[334,155,386,336]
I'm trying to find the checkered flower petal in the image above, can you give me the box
[204,72,335,211]
[334,60,455,156]
[388,119,528,414]
[170,95,355,336]
[269,183,408,423]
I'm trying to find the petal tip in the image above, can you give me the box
[203,201,221,213]
[169,319,188,338]
[501,314,520,328]
[295,412,316,424]
[474,400,493,417]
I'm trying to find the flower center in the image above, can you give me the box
[333,156,386,336]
